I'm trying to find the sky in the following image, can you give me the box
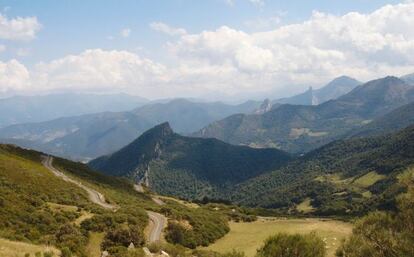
[0,0,413,100]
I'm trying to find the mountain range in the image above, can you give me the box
[0,99,261,160]
[193,76,414,153]
[90,121,414,216]
[273,76,361,106]
[401,72,414,85]
[89,122,291,199]
[0,93,148,128]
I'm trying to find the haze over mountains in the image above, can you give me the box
[1,75,413,161]
[0,98,261,160]
[89,122,291,199]
[273,76,361,106]
[90,118,414,215]
[194,76,414,153]
[0,93,148,128]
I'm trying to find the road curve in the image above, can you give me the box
[134,184,167,242]
[43,156,165,242]
[42,156,116,210]
[147,211,167,243]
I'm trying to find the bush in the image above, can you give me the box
[222,250,246,257]
[43,252,54,257]
[61,247,72,257]
[102,225,145,249]
[255,233,326,257]
[336,169,414,257]
[148,242,162,253]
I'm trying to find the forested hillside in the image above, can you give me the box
[0,144,231,256]
[229,125,414,215]
[194,77,414,153]
[89,122,292,199]
[90,121,414,216]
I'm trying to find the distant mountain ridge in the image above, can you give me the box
[273,76,361,106]
[0,99,261,160]
[348,101,414,138]
[89,122,292,199]
[0,93,148,128]
[193,76,414,153]
[90,122,414,216]
[401,72,414,85]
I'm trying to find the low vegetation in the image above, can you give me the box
[0,144,230,256]
[336,168,414,257]
[202,218,352,257]
[256,233,326,257]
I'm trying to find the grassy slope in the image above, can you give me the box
[0,238,60,257]
[202,218,352,257]
[229,125,414,215]
[0,144,230,254]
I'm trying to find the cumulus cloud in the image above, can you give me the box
[0,59,31,93]
[120,28,131,38]
[150,22,187,36]
[0,13,41,41]
[2,2,414,99]
[33,49,167,93]
[167,1,414,91]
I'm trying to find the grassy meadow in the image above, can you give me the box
[0,238,60,257]
[202,218,352,257]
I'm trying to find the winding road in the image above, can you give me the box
[42,156,116,210]
[42,156,166,242]
[147,211,167,243]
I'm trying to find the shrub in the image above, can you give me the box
[336,169,414,257]
[61,247,72,257]
[222,250,246,257]
[43,252,54,257]
[255,232,326,257]
[102,225,145,249]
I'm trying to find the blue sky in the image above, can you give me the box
[2,0,402,64]
[0,0,412,100]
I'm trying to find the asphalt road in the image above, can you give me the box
[147,211,167,243]
[43,156,166,242]
[42,156,116,210]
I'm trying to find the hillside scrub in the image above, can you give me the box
[255,232,326,257]
[336,168,414,257]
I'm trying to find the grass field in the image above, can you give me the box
[0,238,60,257]
[296,198,315,213]
[85,232,104,257]
[352,171,386,187]
[201,218,352,257]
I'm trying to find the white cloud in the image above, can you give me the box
[120,28,131,38]
[0,59,31,93]
[2,2,414,99]
[0,45,6,53]
[150,22,187,36]
[166,1,414,93]
[0,13,41,41]
[33,49,167,94]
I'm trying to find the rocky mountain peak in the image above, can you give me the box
[254,99,272,114]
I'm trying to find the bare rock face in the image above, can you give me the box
[254,99,272,114]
